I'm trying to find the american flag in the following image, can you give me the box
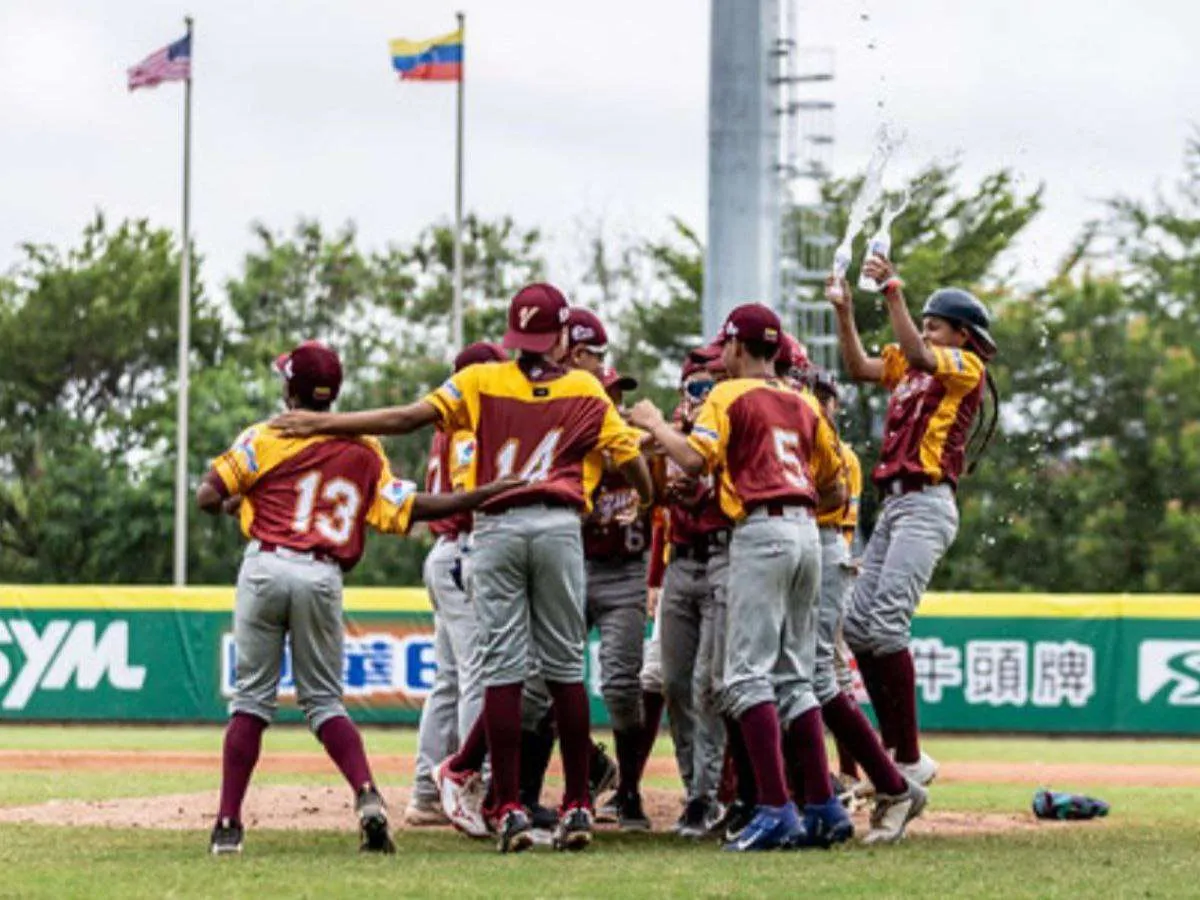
[127,33,191,91]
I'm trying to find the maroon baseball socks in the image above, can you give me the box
[736,702,789,807]
[482,683,524,815]
[820,692,907,796]
[874,649,921,765]
[217,712,267,821]
[785,707,834,806]
[317,715,376,793]
[547,681,592,810]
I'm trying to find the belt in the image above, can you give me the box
[253,540,339,568]
[481,498,580,516]
[587,552,646,567]
[842,526,857,541]
[879,476,934,498]
[672,542,709,564]
[745,502,812,520]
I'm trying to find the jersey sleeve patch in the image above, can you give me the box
[380,478,418,507]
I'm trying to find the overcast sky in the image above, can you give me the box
[1,0,1195,298]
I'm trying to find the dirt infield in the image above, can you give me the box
[2,749,1198,787]
[0,749,1161,837]
[0,782,1047,838]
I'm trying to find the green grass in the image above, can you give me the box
[2,727,1199,897]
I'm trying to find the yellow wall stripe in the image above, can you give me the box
[1,587,1199,619]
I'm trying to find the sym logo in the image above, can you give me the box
[0,619,147,711]
[1138,641,1200,706]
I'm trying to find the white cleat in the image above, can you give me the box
[435,759,489,838]
[863,780,928,845]
[896,751,939,787]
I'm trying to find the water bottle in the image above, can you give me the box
[857,223,892,293]
[829,238,854,301]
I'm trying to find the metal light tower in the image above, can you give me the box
[703,0,781,338]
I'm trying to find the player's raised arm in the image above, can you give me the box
[273,400,441,438]
[862,256,939,374]
[827,273,886,383]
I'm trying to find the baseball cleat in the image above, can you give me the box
[356,785,396,854]
[589,743,619,802]
[209,817,244,856]
[617,791,651,832]
[435,759,489,838]
[404,797,451,827]
[864,780,928,845]
[496,807,535,854]
[797,797,855,849]
[896,751,939,787]
[832,773,871,813]
[722,802,804,852]
[594,792,620,824]
[553,805,595,852]
[675,796,723,839]
[528,803,559,831]
[717,799,756,843]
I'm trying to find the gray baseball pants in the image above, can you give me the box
[703,543,731,717]
[586,557,647,732]
[843,485,958,656]
[813,527,855,705]
[659,554,726,800]
[721,508,822,725]
[230,542,346,732]
[412,536,484,804]
[468,505,588,686]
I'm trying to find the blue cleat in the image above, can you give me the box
[797,797,855,849]
[722,802,806,852]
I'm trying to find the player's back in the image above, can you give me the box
[217,423,390,570]
[429,359,640,513]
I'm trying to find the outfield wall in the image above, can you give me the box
[1,587,1199,734]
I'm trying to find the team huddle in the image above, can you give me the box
[196,252,996,855]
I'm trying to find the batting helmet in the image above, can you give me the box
[922,289,997,358]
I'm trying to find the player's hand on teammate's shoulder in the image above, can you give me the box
[489,475,528,494]
[271,409,327,437]
[862,254,897,285]
[628,399,667,432]
[221,495,243,517]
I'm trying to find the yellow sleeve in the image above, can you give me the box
[806,395,845,493]
[685,388,729,474]
[880,344,909,391]
[931,346,986,392]
[843,446,863,528]
[595,402,642,468]
[365,446,418,536]
[422,364,480,433]
[449,430,477,491]
[208,424,272,496]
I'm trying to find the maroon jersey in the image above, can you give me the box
[207,425,416,570]
[873,345,985,488]
[584,469,652,560]
[666,460,732,546]
[688,379,843,522]
[424,359,640,514]
[424,429,471,539]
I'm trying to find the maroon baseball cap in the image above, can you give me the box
[775,332,810,376]
[681,341,720,380]
[718,303,782,348]
[600,367,638,393]
[503,283,570,353]
[567,308,609,351]
[453,341,507,372]
[274,340,343,406]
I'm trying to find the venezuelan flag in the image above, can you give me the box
[390,29,463,81]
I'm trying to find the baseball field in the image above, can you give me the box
[1,727,1197,898]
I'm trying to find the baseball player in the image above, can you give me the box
[580,366,656,830]
[407,341,508,827]
[803,368,928,843]
[274,284,653,854]
[652,349,731,837]
[829,256,998,789]
[198,340,524,856]
[630,303,853,852]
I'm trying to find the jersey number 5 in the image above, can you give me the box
[772,428,810,491]
[494,429,563,483]
[292,472,362,546]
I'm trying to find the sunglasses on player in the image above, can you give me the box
[685,378,714,401]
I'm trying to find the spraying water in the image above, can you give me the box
[830,124,904,289]
[858,189,910,292]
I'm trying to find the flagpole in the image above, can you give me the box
[173,14,194,587]
[451,10,465,352]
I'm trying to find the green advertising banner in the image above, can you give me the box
[2,587,1199,734]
